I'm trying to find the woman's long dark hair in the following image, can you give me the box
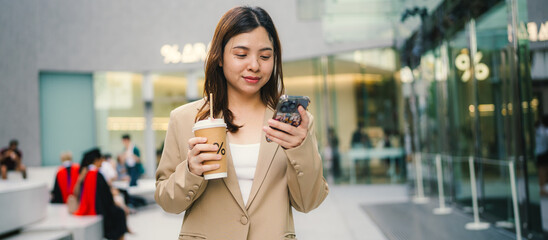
[195,6,284,133]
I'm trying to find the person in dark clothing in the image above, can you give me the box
[75,148,128,240]
[79,149,96,174]
[535,116,548,195]
[1,139,26,180]
[51,152,80,203]
[328,127,341,179]
[351,122,372,148]
[119,134,142,186]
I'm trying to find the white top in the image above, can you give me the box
[100,160,117,183]
[125,144,136,167]
[230,143,260,206]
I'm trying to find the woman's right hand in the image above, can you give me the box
[187,137,222,176]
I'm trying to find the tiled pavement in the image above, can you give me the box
[125,184,408,240]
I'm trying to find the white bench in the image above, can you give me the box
[2,167,103,240]
[112,178,156,203]
[0,181,48,235]
[22,204,103,240]
[2,229,72,240]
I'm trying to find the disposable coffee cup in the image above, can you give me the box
[192,118,228,180]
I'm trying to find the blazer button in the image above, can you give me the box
[240,216,248,225]
[193,184,199,190]
[188,190,195,196]
[297,171,304,177]
[185,196,191,201]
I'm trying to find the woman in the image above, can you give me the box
[75,148,128,240]
[155,6,328,240]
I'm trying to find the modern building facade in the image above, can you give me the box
[0,0,410,169]
[1,0,546,239]
[399,0,547,238]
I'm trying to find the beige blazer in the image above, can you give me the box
[155,99,329,240]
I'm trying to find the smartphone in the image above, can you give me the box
[266,95,310,142]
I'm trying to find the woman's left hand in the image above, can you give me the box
[263,106,309,149]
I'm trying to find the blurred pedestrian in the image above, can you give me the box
[51,151,80,203]
[351,122,371,148]
[155,6,328,239]
[535,116,548,196]
[328,127,341,179]
[1,139,26,180]
[116,155,130,182]
[119,134,142,186]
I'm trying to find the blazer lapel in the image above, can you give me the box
[222,138,246,211]
[246,108,279,209]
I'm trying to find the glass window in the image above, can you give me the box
[400,0,542,236]
[94,72,145,159]
[282,48,403,184]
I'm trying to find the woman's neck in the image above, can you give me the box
[227,92,266,144]
[227,91,262,110]
[228,96,266,124]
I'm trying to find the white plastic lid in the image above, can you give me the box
[192,118,227,132]
[204,172,227,180]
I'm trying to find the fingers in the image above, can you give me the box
[189,141,218,156]
[187,137,222,176]
[263,125,299,146]
[263,107,309,149]
[266,119,296,135]
[263,132,295,149]
[297,106,310,129]
[201,163,221,173]
[188,152,222,176]
[267,106,309,134]
[194,153,222,163]
[188,137,207,150]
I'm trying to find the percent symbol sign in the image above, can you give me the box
[214,142,226,155]
[455,50,489,82]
